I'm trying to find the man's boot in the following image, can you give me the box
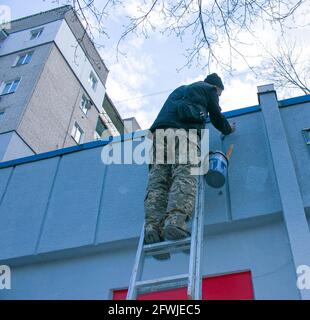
[144,223,162,244]
[163,212,191,241]
[144,223,170,260]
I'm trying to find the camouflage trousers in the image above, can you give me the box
[144,129,201,227]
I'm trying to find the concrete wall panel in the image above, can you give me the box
[0,157,58,260]
[38,147,107,252]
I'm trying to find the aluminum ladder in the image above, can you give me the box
[126,174,206,300]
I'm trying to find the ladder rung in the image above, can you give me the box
[143,238,191,256]
[136,274,189,294]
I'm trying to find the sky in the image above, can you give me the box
[1,0,309,129]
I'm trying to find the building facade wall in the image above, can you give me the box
[54,19,106,113]
[205,110,282,224]
[63,9,109,86]
[0,16,107,114]
[280,102,310,207]
[0,43,53,133]
[0,217,299,300]
[0,19,63,57]
[0,94,309,299]
[0,131,34,162]
[17,44,100,153]
[0,8,118,158]
[4,6,70,35]
[0,131,12,160]
[102,94,125,135]
[3,6,108,87]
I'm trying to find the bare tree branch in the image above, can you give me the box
[53,0,306,74]
[259,39,309,94]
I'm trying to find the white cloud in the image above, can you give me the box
[183,74,205,85]
[94,0,309,130]
[181,72,259,112]
[99,34,157,129]
[220,75,259,111]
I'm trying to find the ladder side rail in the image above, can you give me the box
[187,175,201,299]
[194,175,205,299]
[126,224,146,300]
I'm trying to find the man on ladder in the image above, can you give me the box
[144,73,236,259]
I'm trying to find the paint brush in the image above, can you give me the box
[226,144,234,161]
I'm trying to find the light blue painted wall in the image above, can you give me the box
[0,95,309,299]
[205,111,281,224]
[0,130,282,261]
[0,157,59,260]
[0,166,13,201]
[280,102,310,207]
[0,216,299,300]
[0,132,11,161]
[1,132,34,162]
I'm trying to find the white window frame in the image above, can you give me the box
[88,71,98,91]
[0,78,21,95]
[302,128,310,145]
[30,28,43,40]
[80,94,91,115]
[95,116,109,138]
[94,131,101,140]
[71,122,84,144]
[13,51,33,67]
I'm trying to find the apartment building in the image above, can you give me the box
[0,5,124,162]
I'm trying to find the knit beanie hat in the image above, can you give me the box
[204,73,224,90]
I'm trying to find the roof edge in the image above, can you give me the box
[0,93,309,169]
[5,5,72,26]
[278,94,310,108]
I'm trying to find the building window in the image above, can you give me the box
[30,28,43,40]
[302,128,310,145]
[95,117,108,139]
[1,78,21,95]
[80,94,91,115]
[71,122,84,144]
[88,71,98,91]
[0,29,8,41]
[14,52,33,66]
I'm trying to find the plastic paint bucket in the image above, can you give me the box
[205,151,229,188]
